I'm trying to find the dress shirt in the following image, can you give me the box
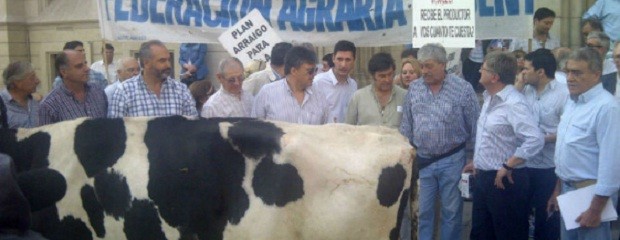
[474,85,544,170]
[521,80,568,168]
[346,84,407,128]
[555,71,567,84]
[602,58,617,75]
[555,83,620,196]
[242,67,282,96]
[52,70,108,90]
[0,89,39,128]
[108,75,198,117]
[400,74,480,156]
[313,69,357,123]
[583,0,620,42]
[509,35,560,52]
[104,80,120,101]
[38,83,107,125]
[90,60,117,84]
[252,79,330,125]
[615,73,620,101]
[201,88,253,118]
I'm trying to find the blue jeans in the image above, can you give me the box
[560,182,618,240]
[401,149,465,240]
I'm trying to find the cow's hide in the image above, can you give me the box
[0,116,416,240]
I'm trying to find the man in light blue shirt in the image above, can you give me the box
[548,47,620,240]
[583,0,620,43]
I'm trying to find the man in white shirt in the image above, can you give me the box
[313,40,358,123]
[104,57,140,100]
[90,43,117,84]
[510,8,560,52]
[201,57,253,118]
[586,31,617,76]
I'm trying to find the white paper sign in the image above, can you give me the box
[557,185,618,230]
[412,0,476,48]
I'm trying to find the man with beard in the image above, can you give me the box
[108,40,197,117]
[510,8,560,52]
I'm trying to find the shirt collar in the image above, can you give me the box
[283,78,313,95]
[327,69,351,85]
[570,83,604,103]
[59,82,91,96]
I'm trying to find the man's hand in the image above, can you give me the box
[494,167,513,189]
[576,195,609,228]
[514,73,525,91]
[463,161,475,175]
[183,63,198,73]
[546,180,561,214]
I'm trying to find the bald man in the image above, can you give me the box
[105,57,140,100]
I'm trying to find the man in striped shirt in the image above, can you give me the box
[467,51,544,240]
[252,46,329,125]
[201,57,253,118]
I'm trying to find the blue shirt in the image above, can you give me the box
[179,43,208,80]
[522,80,569,169]
[38,83,108,126]
[108,75,198,118]
[0,89,39,128]
[583,0,620,42]
[52,70,108,90]
[400,74,480,156]
[555,83,620,197]
[474,85,544,170]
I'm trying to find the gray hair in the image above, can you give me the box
[552,47,571,71]
[116,57,137,70]
[568,47,603,74]
[587,31,611,52]
[417,43,448,64]
[218,57,244,74]
[138,40,166,68]
[485,51,517,85]
[3,61,35,90]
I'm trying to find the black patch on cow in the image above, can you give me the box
[123,199,166,240]
[0,130,52,172]
[143,116,249,238]
[74,118,126,177]
[227,120,284,159]
[376,164,407,207]
[47,216,93,240]
[17,168,67,212]
[80,184,105,238]
[252,155,304,207]
[94,169,132,219]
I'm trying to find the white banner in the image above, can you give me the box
[475,0,533,40]
[218,9,282,66]
[412,0,476,48]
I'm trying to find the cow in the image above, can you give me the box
[0,116,417,240]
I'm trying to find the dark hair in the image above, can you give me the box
[55,52,70,77]
[138,40,166,68]
[582,18,604,32]
[270,42,293,66]
[534,7,555,21]
[333,40,356,58]
[284,46,317,75]
[485,51,518,85]
[524,49,557,79]
[63,41,84,50]
[400,48,418,59]
[322,53,334,68]
[368,53,395,76]
[103,43,114,52]
[189,80,215,112]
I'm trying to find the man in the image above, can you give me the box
[583,0,620,43]
[510,8,560,52]
[179,43,208,86]
[313,40,358,123]
[90,43,117,84]
[201,57,253,118]
[52,41,107,89]
[552,47,572,84]
[581,18,604,43]
[108,40,197,117]
[586,31,617,76]
[400,43,480,240]
[320,53,334,73]
[519,49,568,240]
[548,47,620,240]
[606,42,620,100]
[346,52,406,129]
[39,50,108,125]
[242,42,293,96]
[466,51,544,240]
[1,61,41,128]
[104,57,140,100]
[252,46,329,125]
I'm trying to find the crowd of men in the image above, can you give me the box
[2,3,620,240]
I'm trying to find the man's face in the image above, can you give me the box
[118,59,140,81]
[534,17,555,35]
[586,38,607,57]
[217,62,244,95]
[292,63,318,89]
[14,71,40,94]
[420,59,446,86]
[613,44,620,71]
[521,60,540,86]
[373,68,395,92]
[144,45,171,80]
[62,52,89,83]
[478,62,496,89]
[74,45,85,53]
[332,51,355,79]
[565,59,600,96]
[104,49,114,63]
[582,23,593,42]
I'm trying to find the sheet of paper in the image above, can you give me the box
[557,185,618,230]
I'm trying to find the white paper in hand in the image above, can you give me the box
[557,185,618,230]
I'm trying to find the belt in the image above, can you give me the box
[416,142,467,170]
[564,179,596,189]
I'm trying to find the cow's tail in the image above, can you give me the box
[0,97,7,129]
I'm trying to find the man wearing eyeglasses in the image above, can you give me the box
[108,40,197,118]
[201,57,253,118]
[587,32,618,96]
[252,46,329,125]
[104,57,140,101]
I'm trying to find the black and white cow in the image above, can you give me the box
[0,116,417,240]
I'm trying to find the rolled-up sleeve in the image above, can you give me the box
[595,104,620,196]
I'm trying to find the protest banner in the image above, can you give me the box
[412,0,476,48]
[475,0,534,40]
[218,9,282,66]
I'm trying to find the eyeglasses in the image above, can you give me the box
[480,67,495,74]
[306,67,318,75]
[224,76,243,84]
[586,44,604,49]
